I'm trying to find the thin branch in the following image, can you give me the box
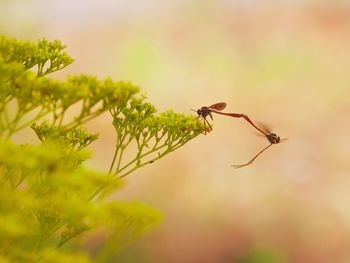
[13,107,49,133]
[118,140,186,179]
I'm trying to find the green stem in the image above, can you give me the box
[115,132,129,171]
[12,108,49,133]
[57,108,66,127]
[90,132,126,201]
[5,111,23,139]
[51,102,57,125]
[108,146,119,175]
[2,101,11,127]
[117,139,170,174]
[65,110,103,130]
[118,140,185,179]
[88,185,106,201]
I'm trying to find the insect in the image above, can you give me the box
[192,102,227,134]
[192,102,267,135]
[231,123,287,168]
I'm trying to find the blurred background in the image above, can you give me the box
[1,0,350,262]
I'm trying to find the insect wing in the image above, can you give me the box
[256,121,272,134]
[209,102,227,111]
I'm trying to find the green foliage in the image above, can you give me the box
[0,36,73,77]
[109,96,201,178]
[32,121,98,151]
[0,35,203,262]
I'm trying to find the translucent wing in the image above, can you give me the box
[255,132,266,138]
[208,102,226,111]
[255,121,272,135]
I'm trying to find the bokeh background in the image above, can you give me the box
[2,0,350,262]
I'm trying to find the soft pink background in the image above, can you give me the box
[2,1,350,262]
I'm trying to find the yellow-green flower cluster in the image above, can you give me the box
[0,35,201,262]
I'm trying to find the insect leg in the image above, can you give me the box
[231,144,273,168]
[205,117,213,132]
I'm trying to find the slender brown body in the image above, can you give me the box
[211,111,267,136]
[193,102,267,135]
[192,102,286,168]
